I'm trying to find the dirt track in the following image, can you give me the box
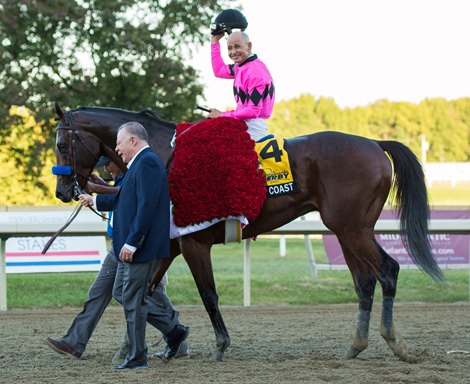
[1,303,469,384]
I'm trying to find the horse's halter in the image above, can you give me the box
[53,112,100,199]
[44,112,107,254]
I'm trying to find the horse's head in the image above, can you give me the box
[52,103,176,202]
[53,103,102,202]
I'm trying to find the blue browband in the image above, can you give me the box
[52,165,73,175]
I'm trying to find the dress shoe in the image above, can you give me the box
[163,324,190,362]
[113,362,149,370]
[153,347,190,360]
[45,337,82,359]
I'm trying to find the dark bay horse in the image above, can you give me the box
[53,103,443,362]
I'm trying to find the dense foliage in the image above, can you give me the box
[0,0,230,203]
[0,0,228,120]
[269,95,470,162]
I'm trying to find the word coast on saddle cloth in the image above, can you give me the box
[255,137,298,197]
[168,117,267,231]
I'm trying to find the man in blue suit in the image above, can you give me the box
[80,122,189,369]
[47,157,189,364]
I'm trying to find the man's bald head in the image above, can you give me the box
[227,31,250,45]
[226,31,252,64]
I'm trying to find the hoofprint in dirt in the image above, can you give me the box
[0,303,469,384]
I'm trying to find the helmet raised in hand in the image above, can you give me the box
[211,9,248,35]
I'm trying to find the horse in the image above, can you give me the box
[53,103,444,362]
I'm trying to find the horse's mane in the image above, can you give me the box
[74,106,176,130]
[138,109,161,118]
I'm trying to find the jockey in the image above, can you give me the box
[208,21,275,142]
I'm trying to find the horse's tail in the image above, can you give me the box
[377,140,445,282]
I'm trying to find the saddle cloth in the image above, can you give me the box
[255,137,298,197]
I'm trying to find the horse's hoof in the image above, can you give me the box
[401,354,417,364]
[212,349,224,361]
[390,341,410,362]
[344,346,361,359]
[212,338,229,361]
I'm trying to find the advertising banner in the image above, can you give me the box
[6,236,107,273]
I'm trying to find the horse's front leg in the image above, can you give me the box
[179,235,230,361]
[149,239,180,290]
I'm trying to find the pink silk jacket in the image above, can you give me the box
[211,42,275,120]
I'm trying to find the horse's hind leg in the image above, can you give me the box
[375,244,410,361]
[179,235,230,361]
[341,237,410,361]
[340,243,377,359]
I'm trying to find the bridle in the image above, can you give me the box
[43,112,107,254]
[53,111,101,199]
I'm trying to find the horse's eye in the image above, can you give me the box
[57,143,68,154]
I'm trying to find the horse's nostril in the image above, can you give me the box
[56,191,71,203]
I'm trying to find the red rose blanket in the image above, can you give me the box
[169,117,266,228]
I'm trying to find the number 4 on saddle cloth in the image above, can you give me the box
[168,117,297,239]
[255,137,298,197]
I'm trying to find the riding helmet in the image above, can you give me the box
[211,9,248,35]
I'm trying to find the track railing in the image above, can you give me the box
[1,211,469,310]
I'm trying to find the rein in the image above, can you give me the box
[41,201,108,255]
[41,204,82,254]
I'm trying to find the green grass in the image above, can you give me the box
[428,182,470,207]
[6,238,469,308]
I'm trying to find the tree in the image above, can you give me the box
[270,94,324,138]
[0,0,231,200]
[0,0,230,121]
[421,98,469,162]
[0,107,57,205]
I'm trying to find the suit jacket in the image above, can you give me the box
[96,148,170,263]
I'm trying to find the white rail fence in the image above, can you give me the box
[1,209,470,310]
[425,162,470,187]
[0,208,108,311]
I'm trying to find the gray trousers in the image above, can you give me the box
[61,249,185,355]
[112,259,153,366]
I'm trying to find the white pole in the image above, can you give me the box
[0,238,7,311]
[279,235,286,257]
[243,239,251,307]
[421,134,429,186]
[304,234,317,278]
[300,216,317,278]
[421,134,428,165]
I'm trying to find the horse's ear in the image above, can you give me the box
[55,102,65,121]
